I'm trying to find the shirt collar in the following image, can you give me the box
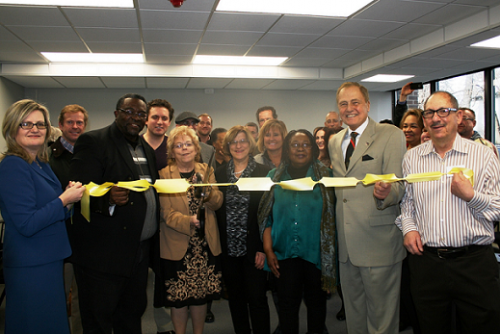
[346,117,369,138]
[421,133,467,157]
[60,136,74,154]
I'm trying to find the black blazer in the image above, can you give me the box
[215,162,270,263]
[69,122,159,277]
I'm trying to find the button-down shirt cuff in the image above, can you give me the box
[467,191,489,212]
[401,218,417,236]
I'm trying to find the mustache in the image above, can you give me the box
[429,121,445,128]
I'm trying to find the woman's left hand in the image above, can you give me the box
[254,252,265,270]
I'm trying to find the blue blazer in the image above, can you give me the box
[0,155,71,268]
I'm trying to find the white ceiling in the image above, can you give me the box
[1,0,500,91]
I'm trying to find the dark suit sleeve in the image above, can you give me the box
[70,132,113,216]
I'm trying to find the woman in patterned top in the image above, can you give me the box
[215,126,271,334]
[156,126,223,334]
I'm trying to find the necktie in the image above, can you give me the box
[345,132,358,169]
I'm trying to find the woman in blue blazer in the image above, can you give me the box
[0,100,85,334]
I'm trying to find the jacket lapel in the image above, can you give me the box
[110,123,139,178]
[30,160,61,189]
[346,118,375,173]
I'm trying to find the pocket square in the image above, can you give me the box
[362,155,374,161]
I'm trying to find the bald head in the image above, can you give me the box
[325,111,342,128]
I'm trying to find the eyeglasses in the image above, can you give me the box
[19,122,48,130]
[463,117,475,122]
[118,108,147,119]
[229,138,249,146]
[173,142,194,149]
[422,108,457,119]
[290,142,312,149]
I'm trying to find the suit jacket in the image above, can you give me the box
[49,137,72,190]
[158,163,222,261]
[328,117,406,267]
[69,122,159,277]
[215,162,270,263]
[0,155,71,268]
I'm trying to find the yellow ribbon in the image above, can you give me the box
[80,168,473,222]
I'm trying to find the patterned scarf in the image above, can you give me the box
[257,159,337,291]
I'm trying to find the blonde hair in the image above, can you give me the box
[167,126,201,165]
[257,119,288,152]
[2,99,52,163]
[223,125,256,157]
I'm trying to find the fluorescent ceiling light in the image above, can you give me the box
[470,35,500,49]
[362,74,414,83]
[41,52,143,63]
[0,0,133,7]
[217,0,375,18]
[193,55,288,66]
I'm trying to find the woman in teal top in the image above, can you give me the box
[258,129,336,334]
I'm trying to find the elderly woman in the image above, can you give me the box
[0,99,85,334]
[259,129,336,334]
[400,109,424,150]
[215,126,271,334]
[254,119,287,169]
[156,126,223,334]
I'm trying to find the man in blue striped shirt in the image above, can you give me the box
[397,91,500,333]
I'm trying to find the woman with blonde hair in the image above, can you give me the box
[0,99,85,334]
[156,125,223,334]
[254,119,287,169]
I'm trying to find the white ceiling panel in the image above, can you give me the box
[53,76,105,88]
[293,47,351,59]
[310,35,374,49]
[8,26,81,42]
[0,52,45,63]
[282,58,332,67]
[358,38,407,52]
[413,4,486,25]
[62,8,138,28]
[355,0,445,22]
[146,77,190,88]
[186,77,233,89]
[4,75,64,88]
[77,28,141,42]
[256,33,319,47]
[207,12,280,33]
[224,78,276,89]
[327,19,405,38]
[298,80,344,91]
[197,44,250,56]
[262,79,316,90]
[201,31,262,45]
[142,29,203,44]
[246,45,304,57]
[144,43,198,55]
[102,77,146,88]
[269,16,344,35]
[28,41,88,52]
[138,0,214,11]
[0,39,35,52]
[432,47,500,61]
[140,10,210,30]
[382,23,441,40]
[0,6,69,26]
[86,42,143,53]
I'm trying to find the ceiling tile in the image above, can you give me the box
[293,47,351,59]
[28,41,88,53]
[0,40,34,52]
[63,8,138,28]
[142,29,203,44]
[224,78,276,89]
[86,42,143,53]
[0,6,69,26]
[207,12,280,33]
[256,33,319,47]
[262,79,316,90]
[138,0,214,11]
[298,80,344,91]
[0,52,46,63]
[432,47,500,61]
[77,28,140,42]
[201,31,262,45]
[7,26,81,42]
[53,76,105,88]
[270,16,344,35]
[328,19,405,38]
[358,38,407,52]
[413,4,485,25]
[187,77,232,89]
[382,23,441,40]
[310,35,373,49]
[144,43,198,55]
[146,77,190,88]
[246,45,303,57]
[101,77,146,88]
[355,0,445,22]
[282,58,332,67]
[140,10,210,30]
[197,44,250,56]
[3,76,64,88]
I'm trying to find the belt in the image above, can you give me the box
[423,245,487,259]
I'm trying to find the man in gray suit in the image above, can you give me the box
[328,82,406,334]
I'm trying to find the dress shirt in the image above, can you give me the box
[396,134,500,247]
[341,117,369,158]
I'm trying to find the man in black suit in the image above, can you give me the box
[70,93,159,334]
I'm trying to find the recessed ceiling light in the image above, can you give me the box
[470,35,500,49]
[41,52,143,63]
[193,55,288,66]
[362,74,414,83]
[216,0,375,18]
[0,0,133,7]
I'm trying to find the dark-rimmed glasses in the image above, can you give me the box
[118,108,147,119]
[422,108,457,119]
[19,122,48,130]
